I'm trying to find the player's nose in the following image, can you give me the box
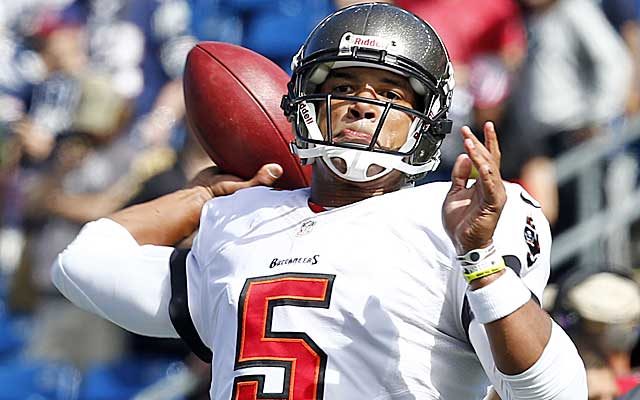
[347,88,380,121]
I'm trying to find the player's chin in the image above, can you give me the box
[324,158,406,188]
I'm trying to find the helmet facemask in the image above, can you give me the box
[291,90,440,181]
[281,4,454,183]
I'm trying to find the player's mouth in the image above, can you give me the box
[333,128,378,147]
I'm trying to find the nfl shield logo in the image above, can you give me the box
[296,220,316,237]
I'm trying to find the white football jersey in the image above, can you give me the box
[173,181,551,400]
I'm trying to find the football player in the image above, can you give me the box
[51,3,587,399]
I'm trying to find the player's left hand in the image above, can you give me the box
[442,122,506,254]
[188,163,283,199]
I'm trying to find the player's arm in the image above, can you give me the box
[443,123,586,398]
[110,165,283,245]
[51,218,179,337]
[464,202,586,399]
[51,164,283,337]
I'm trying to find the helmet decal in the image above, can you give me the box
[338,32,395,55]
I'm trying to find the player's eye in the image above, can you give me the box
[332,85,353,94]
[379,90,404,101]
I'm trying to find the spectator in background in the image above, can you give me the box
[396,0,527,184]
[620,383,640,399]
[4,0,216,385]
[0,3,49,130]
[11,7,87,164]
[3,0,196,370]
[581,350,619,400]
[125,0,196,148]
[552,267,640,397]
[600,0,640,116]
[0,4,86,279]
[504,0,632,233]
[57,0,195,149]
[396,0,526,71]
[15,0,195,268]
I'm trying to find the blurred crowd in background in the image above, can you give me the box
[0,0,640,399]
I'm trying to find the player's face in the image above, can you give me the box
[316,67,418,152]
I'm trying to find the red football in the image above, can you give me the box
[183,41,311,190]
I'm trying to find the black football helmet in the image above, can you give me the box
[281,2,454,182]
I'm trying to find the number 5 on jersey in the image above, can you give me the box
[233,273,336,400]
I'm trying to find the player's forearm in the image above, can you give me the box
[109,186,210,246]
[108,164,282,245]
[484,299,552,374]
[469,269,551,375]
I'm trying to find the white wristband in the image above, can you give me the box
[467,267,531,324]
[456,243,496,264]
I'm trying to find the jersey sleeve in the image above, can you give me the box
[493,182,552,303]
[168,248,213,363]
[51,218,179,338]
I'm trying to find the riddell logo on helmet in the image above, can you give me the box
[300,103,314,126]
[338,33,390,55]
[353,37,381,48]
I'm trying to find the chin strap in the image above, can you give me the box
[292,143,440,182]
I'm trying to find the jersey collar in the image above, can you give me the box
[307,200,328,213]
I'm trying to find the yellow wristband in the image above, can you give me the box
[463,258,506,282]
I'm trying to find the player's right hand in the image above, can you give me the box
[188,163,283,199]
[442,122,506,254]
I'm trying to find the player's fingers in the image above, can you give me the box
[251,163,283,187]
[462,127,502,203]
[207,174,244,197]
[450,153,472,192]
[207,163,282,199]
[461,126,485,167]
[475,159,500,203]
[461,126,492,161]
[462,126,498,179]
[216,164,283,195]
[483,121,501,164]
[473,148,506,208]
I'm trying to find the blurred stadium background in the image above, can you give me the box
[1,0,640,398]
